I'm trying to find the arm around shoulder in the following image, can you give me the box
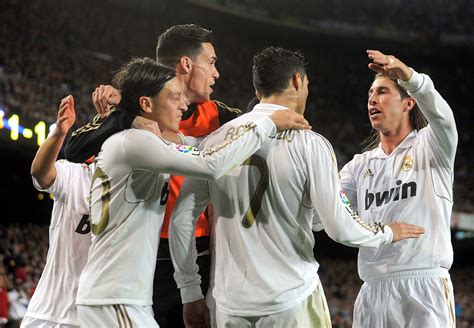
[65,109,136,162]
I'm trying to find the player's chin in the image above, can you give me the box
[203,89,213,101]
[369,118,381,130]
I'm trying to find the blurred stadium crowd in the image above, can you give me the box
[0,0,472,327]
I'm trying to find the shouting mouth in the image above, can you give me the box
[369,107,382,118]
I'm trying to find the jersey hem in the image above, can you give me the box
[362,268,450,283]
[215,276,319,317]
[23,313,79,326]
[75,299,151,306]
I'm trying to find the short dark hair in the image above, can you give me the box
[252,46,306,98]
[156,24,214,66]
[112,57,176,115]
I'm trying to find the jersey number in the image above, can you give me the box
[91,166,111,235]
[75,215,91,234]
[241,154,269,228]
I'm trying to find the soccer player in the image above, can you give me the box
[169,47,425,327]
[21,96,92,328]
[75,57,310,327]
[340,50,458,327]
[64,24,239,327]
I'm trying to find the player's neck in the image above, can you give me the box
[379,128,413,155]
[260,92,299,113]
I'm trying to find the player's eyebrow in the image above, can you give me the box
[368,86,390,96]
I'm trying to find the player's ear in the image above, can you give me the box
[403,97,416,112]
[178,56,193,74]
[139,96,153,113]
[255,90,262,100]
[292,72,303,91]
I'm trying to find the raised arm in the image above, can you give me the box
[64,108,135,163]
[31,96,75,189]
[367,49,457,163]
[401,71,457,163]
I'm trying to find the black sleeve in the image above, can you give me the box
[65,108,135,162]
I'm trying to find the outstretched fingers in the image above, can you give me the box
[296,115,312,130]
[389,222,425,242]
[56,95,75,132]
[367,50,396,73]
[366,49,412,81]
[403,224,425,237]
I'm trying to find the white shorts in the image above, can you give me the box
[215,281,331,328]
[77,304,158,328]
[20,316,79,328]
[353,274,455,328]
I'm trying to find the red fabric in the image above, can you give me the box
[160,101,219,238]
[0,288,9,319]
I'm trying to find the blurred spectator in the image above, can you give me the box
[7,281,28,327]
[0,272,9,327]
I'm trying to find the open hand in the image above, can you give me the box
[367,50,413,82]
[389,222,425,242]
[57,95,76,136]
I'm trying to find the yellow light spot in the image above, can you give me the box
[0,110,4,129]
[37,193,44,200]
[35,121,46,146]
[23,128,33,138]
[8,114,19,140]
[50,193,54,200]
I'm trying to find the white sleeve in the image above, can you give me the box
[169,177,210,304]
[305,135,392,247]
[399,70,458,165]
[339,160,358,210]
[32,160,90,214]
[125,116,276,180]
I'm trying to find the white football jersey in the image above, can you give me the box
[25,160,92,326]
[340,70,458,282]
[170,103,394,317]
[76,117,276,306]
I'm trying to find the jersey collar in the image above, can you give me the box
[252,103,289,112]
[371,129,418,158]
